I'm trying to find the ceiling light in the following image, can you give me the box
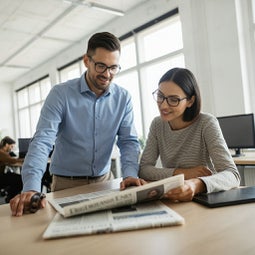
[90,3,124,16]
[63,0,124,16]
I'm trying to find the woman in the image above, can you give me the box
[139,67,240,201]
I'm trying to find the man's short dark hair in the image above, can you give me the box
[86,32,121,56]
[0,136,16,148]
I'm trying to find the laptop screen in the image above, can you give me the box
[18,138,31,158]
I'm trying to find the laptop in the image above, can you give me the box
[193,186,255,208]
[18,138,31,158]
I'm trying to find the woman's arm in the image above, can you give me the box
[198,116,240,193]
[139,118,175,180]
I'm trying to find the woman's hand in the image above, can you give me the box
[164,178,206,202]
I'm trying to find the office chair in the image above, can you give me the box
[41,163,52,193]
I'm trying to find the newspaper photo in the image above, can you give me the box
[48,174,184,218]
[43,201,185,239]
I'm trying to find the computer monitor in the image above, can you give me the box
[18,138,31,158]
[217,113,255,157]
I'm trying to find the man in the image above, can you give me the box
[10,32,143,216]
[0,136,23,202]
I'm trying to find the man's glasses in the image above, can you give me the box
[152,89,187,107]
[88,56,121,75]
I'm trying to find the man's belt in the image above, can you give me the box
[54,174,105,180]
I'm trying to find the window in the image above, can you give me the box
[139,17,183,62]
[140,55,185,135]
[119,38,137,71]
[249,0,255,114]
[16,9,184,142]
[115,71,143,136]
[116,10,184,138]
[16,76,52,137]
[59,58,85,83]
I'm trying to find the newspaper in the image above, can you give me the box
[43,201,185,239]
[48,174,184,218]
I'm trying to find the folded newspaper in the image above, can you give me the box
[48,174,184,218]
[43,201,185,239]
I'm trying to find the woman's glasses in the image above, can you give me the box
[152,89,187,107]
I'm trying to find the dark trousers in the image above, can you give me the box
[0,172,23,203]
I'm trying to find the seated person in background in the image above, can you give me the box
[9,151,17,157]
[0,136,23,202]
[139,67,240,202]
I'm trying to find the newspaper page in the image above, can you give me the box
[48,174,184,218]
[43,201,185,239]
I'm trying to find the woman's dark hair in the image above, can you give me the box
[86,32,121,56]
[158,67,201,122]
[0,136,16,148]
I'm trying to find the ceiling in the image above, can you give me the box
[0,0,147,85]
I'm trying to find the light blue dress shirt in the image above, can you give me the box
[22,73,140,192]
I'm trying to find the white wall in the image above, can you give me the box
[181,0,248,116]
[0,0,254,138]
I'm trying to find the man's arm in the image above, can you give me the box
[116,95,141,189]
[116,95,140,179]
[10,86,63,217]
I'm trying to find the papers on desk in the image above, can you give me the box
[48,174,184,218]
[44,175,185,239]
[43,201,184,239]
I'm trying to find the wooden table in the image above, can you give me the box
[1,178,255,255]
[233,152,255,165]
[233,151,255,186]
[9,158,51,168]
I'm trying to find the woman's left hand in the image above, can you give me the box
[164,178,206,202]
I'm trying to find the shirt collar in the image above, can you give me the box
[80,72,90,93]
[80,72,112,96]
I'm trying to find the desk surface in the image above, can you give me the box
[9,158,51,167]
[233,151,255,165]
[1,178,255,255]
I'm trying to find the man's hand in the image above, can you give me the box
[120,176,147,190]
[174,166,212,180]
[10,191,46,217]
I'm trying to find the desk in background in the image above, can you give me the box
[1,178,255,255]
[233,151,255,186]
[9,158,52,193]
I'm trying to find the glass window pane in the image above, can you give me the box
[140,54,185,136]
[80,59,86,74]
[19,109,31,137]
[114,71,143,137]
[30,104,42,135]
[29,83,40,104]
[40,78,52,100]
[120,38,137,71]
[59,62,80,82]
[252,0,255,23]
[140,17,183,62]
[17,89,28,108]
